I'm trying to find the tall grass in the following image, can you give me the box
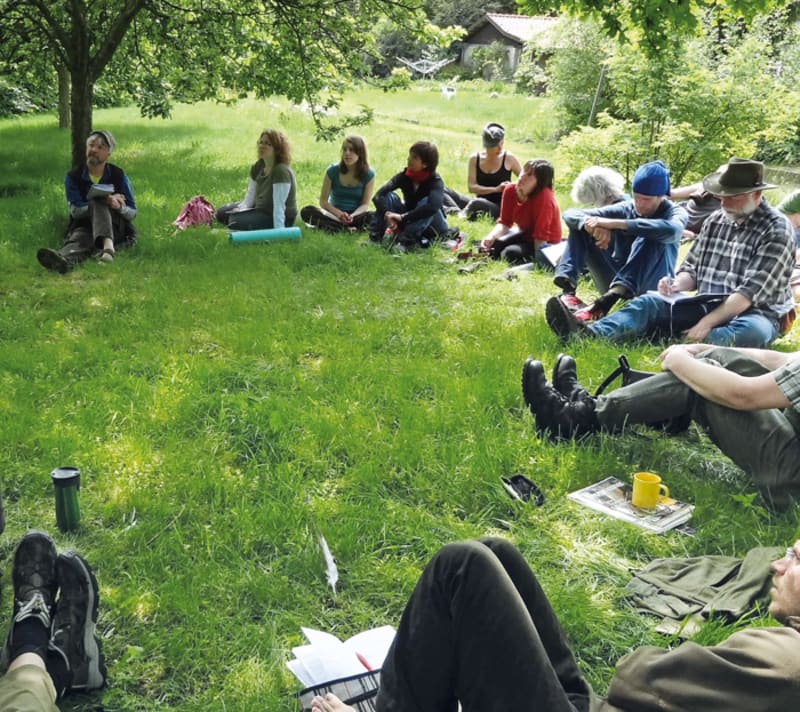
[1,84,798,711]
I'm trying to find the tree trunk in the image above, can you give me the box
[57,65,70,129]
[69,72,93,169]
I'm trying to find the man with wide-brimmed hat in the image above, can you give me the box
[546,157,795,348]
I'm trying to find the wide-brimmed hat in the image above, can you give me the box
[702,157,776,196]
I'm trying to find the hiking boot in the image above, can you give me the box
[558,293,586,312]
[49,551,106,692]
[1,530,58,668]
[552,353,592,403]
[37,248,70,274]
[522,359,598,440]
[545,296,590,341]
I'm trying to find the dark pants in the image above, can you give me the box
[464,197,500,221]
[376,539,592,712]
[216,204,297,231]
[299,205,373,233]
[596,347,800,509]
[60,201,134,268]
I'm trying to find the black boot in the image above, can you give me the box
[552,353,592,403]
[521,359,598,440]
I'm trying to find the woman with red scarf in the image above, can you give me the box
[369,142,456,249]
[479,158,562,265]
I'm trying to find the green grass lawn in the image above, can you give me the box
[1,84,799,711]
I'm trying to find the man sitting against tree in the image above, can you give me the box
[549,160,687,323]
[546,158,795,348]
[37,129,137,273]
[310,536,800,712]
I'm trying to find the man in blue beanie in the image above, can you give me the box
[549,160,688,326]
[546,157,795,347]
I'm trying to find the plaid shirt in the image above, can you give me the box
[679,199,795,320]
[775,360,800,415]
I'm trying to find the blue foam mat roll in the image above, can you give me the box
[229,226,301,243]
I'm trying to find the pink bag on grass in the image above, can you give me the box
[173,195,215,229]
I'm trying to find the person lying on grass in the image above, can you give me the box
[522,343,800,510]
[311,537,800,712]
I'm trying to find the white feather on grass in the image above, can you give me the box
[319,534,339,595]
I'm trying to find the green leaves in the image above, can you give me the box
[521,0,793,55]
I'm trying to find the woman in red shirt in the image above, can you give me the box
[479,158,562,264]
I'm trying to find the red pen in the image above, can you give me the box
[356,652,373,671]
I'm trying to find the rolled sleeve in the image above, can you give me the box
[774,361,800,411]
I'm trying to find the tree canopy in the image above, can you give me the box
[0,0,426,165]
[520,0,797,53]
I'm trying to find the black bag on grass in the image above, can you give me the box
[596,354,690,434]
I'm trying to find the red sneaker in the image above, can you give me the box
[558,294,586,312]
[574,304,606,323]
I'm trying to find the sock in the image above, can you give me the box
[45,648,71,699]
[9,618,49,659]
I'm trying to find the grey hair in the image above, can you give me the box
[571,166,625,207]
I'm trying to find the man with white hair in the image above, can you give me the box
[546,158,795,348]
[37,129,137,273]
[550,161,687,323]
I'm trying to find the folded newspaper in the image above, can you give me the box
[567,476,694,534]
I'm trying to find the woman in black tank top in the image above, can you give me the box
[463,123,522,220]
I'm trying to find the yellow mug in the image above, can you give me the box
[631,472,669,510]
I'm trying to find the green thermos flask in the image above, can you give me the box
[51,467,81,532]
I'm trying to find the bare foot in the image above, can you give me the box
[310,692,356,712]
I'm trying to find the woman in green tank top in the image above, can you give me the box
[215,129,298,230]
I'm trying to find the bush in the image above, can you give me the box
[555,25,800,183]
[467,42,511,82]
[0,79,40,117]
[539,19,612,135]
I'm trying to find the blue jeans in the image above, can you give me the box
[372,193,448,243]
[588,294,780,347]
[555,226,677,296]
